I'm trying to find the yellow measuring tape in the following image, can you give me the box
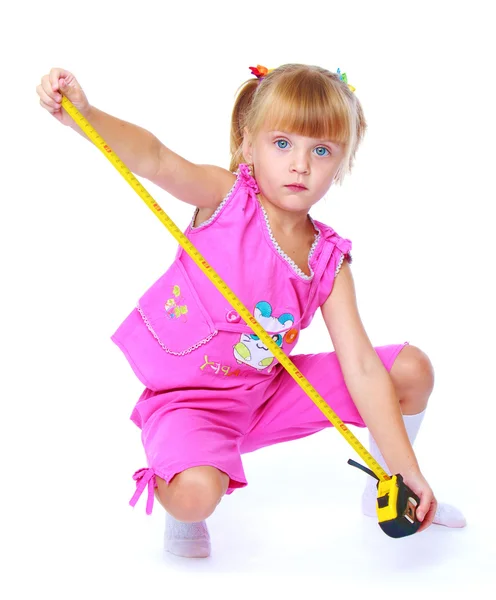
[61,95,390,483]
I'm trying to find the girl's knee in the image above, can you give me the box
[392,345,435,398]
[155,466,228,522]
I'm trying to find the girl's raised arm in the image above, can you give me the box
[37,67,234,210]
[149,146,236,209]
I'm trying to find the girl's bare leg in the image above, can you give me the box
[154,466,230,558]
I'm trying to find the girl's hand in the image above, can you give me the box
[36,68,91,126]
[402,470,437,532]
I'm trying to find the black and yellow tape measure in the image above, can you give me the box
[60,96,421,538]
[348,459,421,537]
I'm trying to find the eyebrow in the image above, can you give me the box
[269,131,340,146]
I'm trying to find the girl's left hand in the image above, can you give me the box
[402,470,437,532]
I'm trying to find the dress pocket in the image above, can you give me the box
[136,260,217,355]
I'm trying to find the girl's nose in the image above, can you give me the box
[291,157,310,174]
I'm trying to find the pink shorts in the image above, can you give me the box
[129,343,408,514]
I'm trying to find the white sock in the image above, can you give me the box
[362,409,466,528]
[164,513,211,558]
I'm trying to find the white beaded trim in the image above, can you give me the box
[136,304,218,356]
[190,171,240,230]
[335,252,352,276]
[258,201,321,280]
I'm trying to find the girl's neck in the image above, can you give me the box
[257,194,312,237]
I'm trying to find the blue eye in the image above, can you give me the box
[315,146,330,156]
[250,334,260,340]
[273,334,283,346]
[276,139,289,149]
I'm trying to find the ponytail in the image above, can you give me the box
[229,79,259,172]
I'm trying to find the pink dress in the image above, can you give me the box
[111,163,408,514]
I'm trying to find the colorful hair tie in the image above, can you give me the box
[249,65,273,81]
[337,68,356,92]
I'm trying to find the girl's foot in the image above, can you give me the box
[361,486,467,528]
[164,514,211,558]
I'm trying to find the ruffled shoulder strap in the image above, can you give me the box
[311,220,353,307]
[237,163,260,194]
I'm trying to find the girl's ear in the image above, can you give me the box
[242,127,253,163]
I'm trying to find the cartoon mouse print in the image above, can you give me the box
[233,301,297,373]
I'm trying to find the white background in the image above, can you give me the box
[1,0,495,597]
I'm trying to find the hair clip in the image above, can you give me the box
[249,65,273,80]
[337,68,356,92]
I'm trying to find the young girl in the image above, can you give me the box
[37,63,466,558]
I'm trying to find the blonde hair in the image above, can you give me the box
[229,64,366,185]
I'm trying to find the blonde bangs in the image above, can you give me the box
[253,70,354,146]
